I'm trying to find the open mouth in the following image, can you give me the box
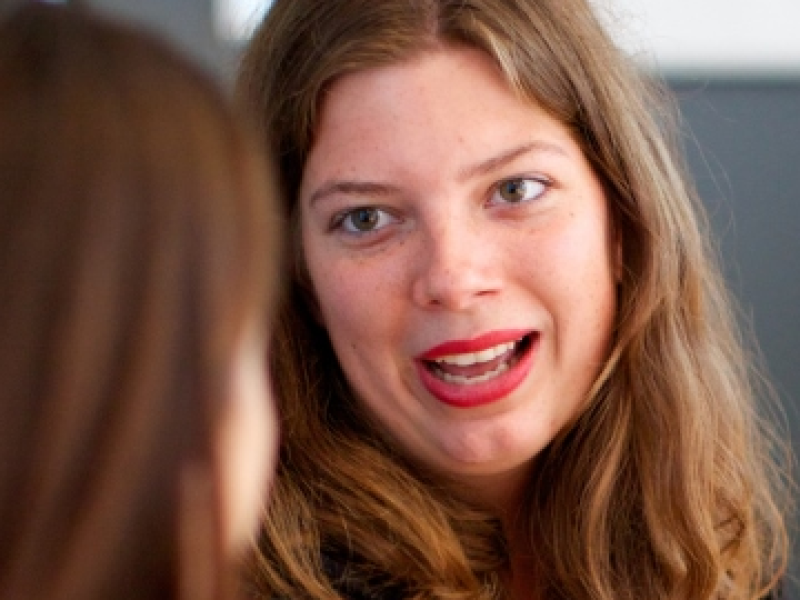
[423,333,535,386]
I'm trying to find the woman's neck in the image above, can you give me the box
[455,464,541,600]
[504,516,541,600]
[456,462,533,517]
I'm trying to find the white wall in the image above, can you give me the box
[214,0,800,76]
[214,0,271,41]
[592,0,800,76]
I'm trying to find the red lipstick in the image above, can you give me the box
[416,329,537,408]
[419,329,531,360]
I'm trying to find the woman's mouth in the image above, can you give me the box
[416,331,537,408]
[427,335,531,384]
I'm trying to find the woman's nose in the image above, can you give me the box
[410,216,502,311]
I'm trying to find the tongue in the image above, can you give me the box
[432,348,515,379]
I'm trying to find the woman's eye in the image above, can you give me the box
[338,207,396,233]
[491,178,547,205]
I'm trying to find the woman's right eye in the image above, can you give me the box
[335,207,396,234]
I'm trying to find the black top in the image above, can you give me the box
[321,552,405,600]
[321,549,791,600]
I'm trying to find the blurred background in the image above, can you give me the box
[6,0,798,591]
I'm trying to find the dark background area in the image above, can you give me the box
[672,79,800,594]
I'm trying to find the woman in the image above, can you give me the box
[0,4,282,600]
[238,0,791,598]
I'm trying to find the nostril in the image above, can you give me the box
[410,229,502,310]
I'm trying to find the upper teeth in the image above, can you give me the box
[435,341,516,366]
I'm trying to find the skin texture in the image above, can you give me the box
[300,47,618,510]
[218,326,277,551]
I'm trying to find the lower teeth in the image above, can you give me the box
[436,361,510,385]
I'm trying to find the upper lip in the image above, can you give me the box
[417,329,533,361]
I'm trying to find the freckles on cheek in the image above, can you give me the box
[315,272,376,338]
[311,267,351,327]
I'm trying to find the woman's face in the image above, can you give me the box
[300,47,618,499]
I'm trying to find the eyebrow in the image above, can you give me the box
[456,140,568,181]
[308,181,402,208]
[307,140,568,207]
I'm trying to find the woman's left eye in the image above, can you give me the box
[489,178,548,206]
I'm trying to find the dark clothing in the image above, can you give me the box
[322,552,405,600]
[321,549,790,600]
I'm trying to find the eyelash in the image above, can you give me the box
[487,176,550,207]
[329,177,551,235]
[331,206,398,235]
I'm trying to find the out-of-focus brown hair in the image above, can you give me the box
[0,4,281,600]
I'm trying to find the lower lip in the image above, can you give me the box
[415,335,537,408]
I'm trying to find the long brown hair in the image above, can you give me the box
[0,5,281,600]
[238,0,791,598]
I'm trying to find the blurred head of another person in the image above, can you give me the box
[0,4,282,600]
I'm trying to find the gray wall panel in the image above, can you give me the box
[673,79,800,595]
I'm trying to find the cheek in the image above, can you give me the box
[308,260,362,332]
[538,211,617,341]
[304,251,408,405]
[568,223,618,354]
[305,245,397,341]
[314,268,393,367]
